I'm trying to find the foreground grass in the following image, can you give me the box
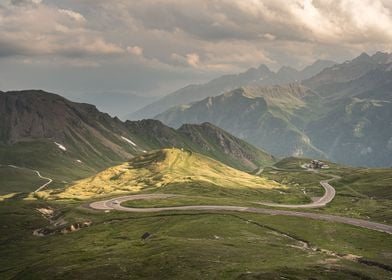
[121,195,252,208]
[1,154,391,279]
[0,199,391,280]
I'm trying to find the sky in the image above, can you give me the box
[1,0,392,102]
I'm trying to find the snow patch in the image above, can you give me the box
[76,159,82,163]
[121,136,137,147]
[54,142,67,151]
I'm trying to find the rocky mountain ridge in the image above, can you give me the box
[0,90,274,190]
[155,52,392,167]
[129,59,336,120]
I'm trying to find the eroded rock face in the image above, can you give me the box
[178,122,267,169]
[34,221,92,237]
[60,221,92,234]
[34,205,92,237]
[33,228,54,237]
[36,207,55,220]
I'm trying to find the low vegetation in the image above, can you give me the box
[262,158,392,224]
[42,149,283,200]
[0,199,391,279]
[1,151,391,279]
[0,165,47,194]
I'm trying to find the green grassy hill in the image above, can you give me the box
[42,149,282,200]
[126,120,275,172]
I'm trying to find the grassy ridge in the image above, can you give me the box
[42,149,283,200]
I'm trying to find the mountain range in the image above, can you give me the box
[155,52,392,167]
[128,59,336,120]
[156,84,323,158]
[0,90,273,190]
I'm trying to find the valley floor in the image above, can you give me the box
[0,155,391,279]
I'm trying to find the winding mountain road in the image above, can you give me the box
[258,175,339,208]
[89,193,392,234]
[6,165,53,192]
[89,167,392,234]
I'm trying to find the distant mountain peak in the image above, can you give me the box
[257,64,271,72]
[359,52,370,58]
[130,59,336,120]
[371,51,392,64]
[277,66,298,74]
[354,52,371,62]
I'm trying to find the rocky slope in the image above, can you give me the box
[0,90,274,190]
[126,120,274,171]
[303,52,392,167]
[0,90,140,181]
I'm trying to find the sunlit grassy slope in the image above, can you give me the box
[43,149,283,200]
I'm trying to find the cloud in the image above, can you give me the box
[186,53,200,68]
[127,46,144,56]
[58,9,86,23]
[2,0,392,67]
[85,0,391,71]
[0,1,124,59]
[1,0,392,95]
[10,0,41,6]
[119,0,392,44]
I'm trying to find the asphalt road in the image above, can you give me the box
[258,175,338,208]
[89,194,392,234]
